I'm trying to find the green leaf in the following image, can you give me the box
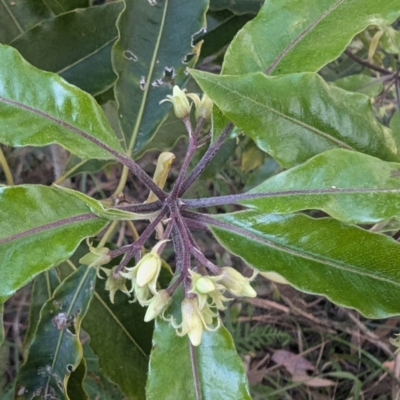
[112,0,208,154]
[67,357,89,400]
[0,303,3,347]
[0,185,107,303]
[222,0,400,75]
[191,70,397,167]
[211,211,400,318]
[0,43,124,160]
[0,0,52,44]
[15,265,96,399]
[56,186,157,221]
[243,149,400,224]
[23,269,61,354]
[147,291,251,400]
[45,0,88,15]
[10,2,123,96]
[209,0,263,15]
[199,10,252,61]
[82,268,153,400]
[333,74,384,97]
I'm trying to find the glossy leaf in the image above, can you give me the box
[45,0,88,15]
[191,70,397,167]
[82,267,153,399]
[0,303,3,347]
[10,2,123,95]
[209,0,263,15]
[146,290,251,400]
[57,186,158,221]
[222,0,400,75]
[211,211,400,318]
[23,269,61,354]
[0,185,107,302]
[243,149,400,224]
[15,265,96,399]
[0,0,52,44]
[333,74,383,97]
[0,44,124,160]
[67,357,89,400]
[112,0,207,154]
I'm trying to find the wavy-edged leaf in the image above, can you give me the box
[112,0,208,154]
[0,185,107,302]
[45,0,88,15]
[242,149,400,224]
[333,74,383,97]
[67,357,89,400]
[209,0,263,15]
[191,70,397,167]
[82,267,153,399]
[23,269,61,354]
[0,303,3,347]
[0,44,124,160]
[56,186,158,221]
[15,265,96,399]
[147,289,251,400]
[211,211,400,318]
[0,0,52,44]
[222,0,400,75]
[10,2,123,96]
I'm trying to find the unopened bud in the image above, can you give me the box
[195,94,213,120]
[103,266,130,304]
[144,290,172,322]
[260,271,288,284]
[136,253,162,287]
[160,85,191,119]
[79,245,110,267]
[220,267,257,298]
[181,298,204,346]
[194,276,216,294]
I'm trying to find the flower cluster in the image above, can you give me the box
[160,85,213,121]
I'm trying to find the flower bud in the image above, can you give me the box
[144,290,172,322]
[195,94,213,120]
[194,276,216,294]
[220,267,257,298]
[79,245,110,268]
[136,253,162,288]
[181,298,204,346]
[160,85,191,119]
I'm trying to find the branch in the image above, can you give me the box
[344,49,392,75]
[178,122,234,196]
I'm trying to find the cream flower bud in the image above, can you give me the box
[220,267,257,298]
[180,298,204,346]
[144,290,172,322]
[194,276,216,294]
[186,93,213,121]
[160,85,191,119]
[260,271,288,284]
[79,244,110,268]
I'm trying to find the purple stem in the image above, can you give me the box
[116,201,162,214]
[182,187,400,209]
[178,122,234,196]
[190,247,220,274]
[344,49,392,75]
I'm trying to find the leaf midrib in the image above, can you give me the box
[209,75,356,150]
[126,0,169,154]
[215,216,400,288]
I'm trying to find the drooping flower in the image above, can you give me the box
[160,85,191,118]
[189,270,229,310]
[219,267,257,298]
[101,266,130,304]
[174,297,220,346]
[144,289,172,322]
[186,92,213,121]
[79,241,111,277]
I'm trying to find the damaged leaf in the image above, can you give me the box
[112,0,208,154]
[15,265,96,400]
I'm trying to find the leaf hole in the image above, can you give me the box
[66,364,74,373]
[140,76,147,90]
[147,0,157,5]
[123,51,138,62]
[151,67,176,88]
